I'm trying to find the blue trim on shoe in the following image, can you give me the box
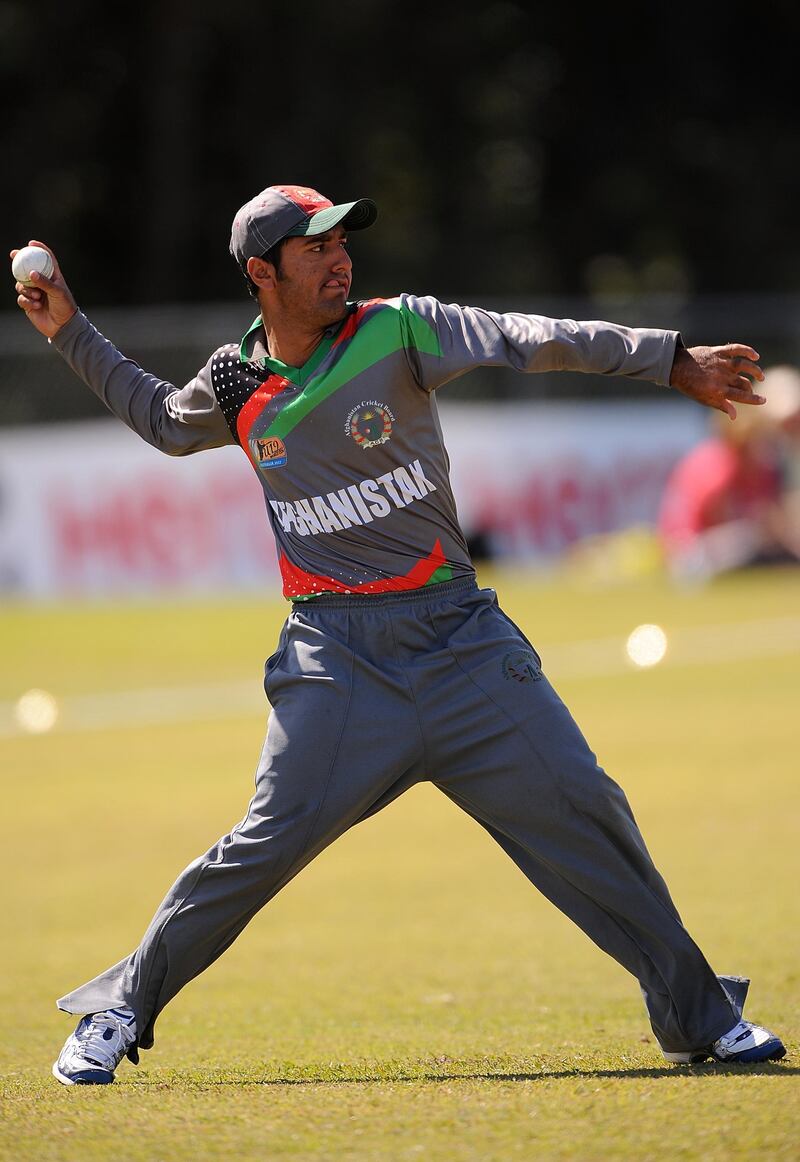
[52,1061,115,1086]
[713,1036,786,1064]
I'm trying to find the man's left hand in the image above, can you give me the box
[670,344,765,420]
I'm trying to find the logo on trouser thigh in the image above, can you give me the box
[502,649,541,683]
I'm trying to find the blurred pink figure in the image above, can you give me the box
[659,366,800,580]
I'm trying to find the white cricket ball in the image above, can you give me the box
[12,245,54,286]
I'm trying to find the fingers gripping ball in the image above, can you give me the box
[12,246,54,286]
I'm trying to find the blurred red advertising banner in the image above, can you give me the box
[0,401,705,598]
[0,422,278,597]
[49,470,276,586]
[444,400,705,557]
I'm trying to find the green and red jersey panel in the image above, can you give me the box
[52,294,679,601]
[210,297,472,600]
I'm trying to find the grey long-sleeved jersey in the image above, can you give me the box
[52,294,679,598]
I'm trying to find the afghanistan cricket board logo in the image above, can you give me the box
[346,401,395,449]
[502,648,542,684]
[251,434,287,470]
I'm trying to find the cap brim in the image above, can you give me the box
[287,198,378,237]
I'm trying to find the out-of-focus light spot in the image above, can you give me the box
[14,689,59,733]
[626,624,668,668]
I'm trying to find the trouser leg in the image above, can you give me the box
[422,592,737,1053]
[451,800,735,1052]
[58,609,423,1056]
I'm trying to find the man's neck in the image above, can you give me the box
[261,313,333,369]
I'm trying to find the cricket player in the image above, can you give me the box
[12,184,786,1084]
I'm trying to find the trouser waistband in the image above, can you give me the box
[299,576,479,609]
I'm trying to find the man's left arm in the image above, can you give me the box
[401,296,765,418]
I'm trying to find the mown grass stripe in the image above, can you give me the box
[1,615,797,740]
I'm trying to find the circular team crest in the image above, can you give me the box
[346,401,395,449]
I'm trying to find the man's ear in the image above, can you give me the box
[247,256,278,291]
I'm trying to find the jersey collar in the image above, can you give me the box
[238,303,357,366]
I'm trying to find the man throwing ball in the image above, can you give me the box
[12,183,785,1084]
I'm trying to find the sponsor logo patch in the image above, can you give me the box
[346,400,395,448]
[502,648,542,684]
[251,434,287,469]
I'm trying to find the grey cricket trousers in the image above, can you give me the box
[57,578,738,1057]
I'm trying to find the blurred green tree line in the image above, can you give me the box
[3,0,799,310]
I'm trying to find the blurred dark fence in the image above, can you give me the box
[3,2,799,307]
[3,0,799,427]
[2,294,799,427]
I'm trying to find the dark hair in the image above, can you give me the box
[243,238,287,299]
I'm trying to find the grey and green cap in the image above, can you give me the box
[230,184,377,269]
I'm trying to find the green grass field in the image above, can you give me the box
[1,567,798,1161]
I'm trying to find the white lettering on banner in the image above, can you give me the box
[268,459,437,538]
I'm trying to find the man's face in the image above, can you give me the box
[267,225,353,328]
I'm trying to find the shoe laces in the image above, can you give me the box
[74,1011,136,1068]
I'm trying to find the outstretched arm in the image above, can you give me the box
[400,296,766,420]
[11,241,233,455]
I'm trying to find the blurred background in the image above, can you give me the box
[1,7,799,1141]
[2,0,800,598]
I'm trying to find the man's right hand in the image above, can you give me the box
[11,240,78,339]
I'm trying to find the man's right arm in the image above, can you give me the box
[52,312,234,456]
[11,240,234,456]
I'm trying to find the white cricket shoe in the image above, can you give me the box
[52,1007,137,1085]
[710,1020,786,1063]
[663,1019,785,1065]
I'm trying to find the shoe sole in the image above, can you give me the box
[662,1050,711,1065]
[665,1041,787,1066]
[52,1061,114,1086]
